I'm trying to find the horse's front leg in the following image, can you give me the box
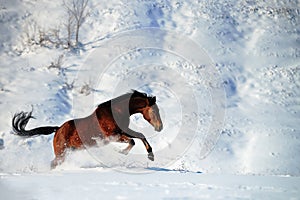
[123,129,154,161]
[117,134,135,155]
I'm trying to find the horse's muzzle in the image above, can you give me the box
[155,124,163,132]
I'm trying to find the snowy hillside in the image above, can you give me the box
[0,0,299,199]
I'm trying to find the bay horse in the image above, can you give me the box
[12,90,163,168]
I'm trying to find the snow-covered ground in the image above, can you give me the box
[0,0,299,199]
[2,170,300,200]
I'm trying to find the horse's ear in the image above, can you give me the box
[149,96,156,106]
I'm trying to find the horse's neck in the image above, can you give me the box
[97,97,146,116]
[129,97,148,115]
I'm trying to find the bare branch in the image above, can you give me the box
[63,0,89,47]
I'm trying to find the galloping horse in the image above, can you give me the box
[12,90,163,168]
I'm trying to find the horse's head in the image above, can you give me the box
[131,90,163,132]
[143,97,163,132]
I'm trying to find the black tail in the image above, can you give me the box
[12,110,59,137]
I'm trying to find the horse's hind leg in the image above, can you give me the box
[51,120,75,169]
[51,154,65,169]
[51,141,67,169]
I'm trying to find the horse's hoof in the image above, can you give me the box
[119,149,129,155]
[148,152,154,161]
[50,160,57,169]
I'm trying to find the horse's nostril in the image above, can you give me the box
[156,124,163,132]
[160,125,163,131]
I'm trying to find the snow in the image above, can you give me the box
[1,170,300,200]
[0,0,300,199]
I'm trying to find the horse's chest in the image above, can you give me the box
[96,107,130,136]
[99,116,129,136]
[101,120,116,133]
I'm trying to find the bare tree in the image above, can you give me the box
[65,9,75,48]
[63,0,89,48]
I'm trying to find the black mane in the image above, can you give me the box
[131,89,150,98]
[98,90,156,107]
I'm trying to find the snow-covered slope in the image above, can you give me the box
[0,0,299,198]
